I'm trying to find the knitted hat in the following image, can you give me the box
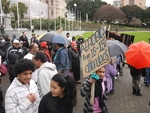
[70,42,77,47]
[40,42,47,48]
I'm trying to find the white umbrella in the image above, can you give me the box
[107,40,128,57]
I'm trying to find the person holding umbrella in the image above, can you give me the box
[130,65,143,96]
[125,41,150,96]
[53,43,70,75]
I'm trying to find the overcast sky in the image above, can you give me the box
[102,0,150,7]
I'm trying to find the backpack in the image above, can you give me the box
[0,63,8,76]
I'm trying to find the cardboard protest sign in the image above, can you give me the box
[80,28,111,78]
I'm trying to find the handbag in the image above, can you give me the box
[0,63,8,76]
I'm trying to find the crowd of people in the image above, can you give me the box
[0,31,149,113]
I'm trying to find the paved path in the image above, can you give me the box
[1,30,150,113]
[2,65,150,113]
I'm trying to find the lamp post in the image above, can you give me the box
[39,2,42,32]
[72,8,73,31]
[80,11,81,31]
[54,1,56,31]
[0,0,2,24]
[68,6,70,31]
[48,0,50,30]
[30,0,32,28]
[64,3,67,31]
[16,0,20,33]
[73,3,77,23]
[59,9,61,28]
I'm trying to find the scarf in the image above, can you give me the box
[94,79,104,111]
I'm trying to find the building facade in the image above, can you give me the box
[41,0,66,19]
[113,0,121,8]
[10,0,48,20]
[10,0,67,20]
[120,0,146,9]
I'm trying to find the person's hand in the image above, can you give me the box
[88,78,96,84]
[27,93,36,103]
[110,59,113,65]
[90,73,99,80]
[51,50,55,55]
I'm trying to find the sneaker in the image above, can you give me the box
[145,84,149,87]
[110,90,114,94]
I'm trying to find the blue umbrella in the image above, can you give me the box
[37,33,69,44]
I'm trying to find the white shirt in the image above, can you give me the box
[24,53,33,60]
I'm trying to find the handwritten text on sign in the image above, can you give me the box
[80,28,111,78]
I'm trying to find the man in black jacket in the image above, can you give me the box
[6,40,24,83]
[19,32,29,48]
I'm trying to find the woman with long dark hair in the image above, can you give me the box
[38,73,77,113]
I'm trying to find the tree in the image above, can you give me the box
[67,0,107,21]
[10,4,17,27]
[2,0,10,15]
[145,7,150,27]
[120,5,145,23]
[93,5,126,23]
[129,17,142,27]
[1,0,10,26]
[10,2,28,28]
[18,2,28,28]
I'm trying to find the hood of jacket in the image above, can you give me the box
[39,61,56,71]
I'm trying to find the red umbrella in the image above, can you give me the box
[125,41,150,69]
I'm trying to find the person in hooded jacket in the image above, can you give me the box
[68,42,81,84]
[32,52,57,97]
[7,53,19,83]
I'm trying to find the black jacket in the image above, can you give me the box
[19,35,29,48]
[38,92,72,113]
[130,66,142,77]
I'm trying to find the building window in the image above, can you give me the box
[129,0,134,6]
[51,0,53,5]
[51,9,53,16]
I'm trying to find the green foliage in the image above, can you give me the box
[2,0,10,15]
[120,5,145,23]
[10,2,28,22]
[67,0,107,21]
[11,18,70,30]
[145,7,150,24]
[18,2,28,20]
[10,4,17,22]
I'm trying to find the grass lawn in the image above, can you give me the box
[121,32,150,43]
[75,31,94,39]
[77,31,150,43]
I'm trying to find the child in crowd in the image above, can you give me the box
[81,66,108,113]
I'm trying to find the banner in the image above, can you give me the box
[80,28,111,78]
